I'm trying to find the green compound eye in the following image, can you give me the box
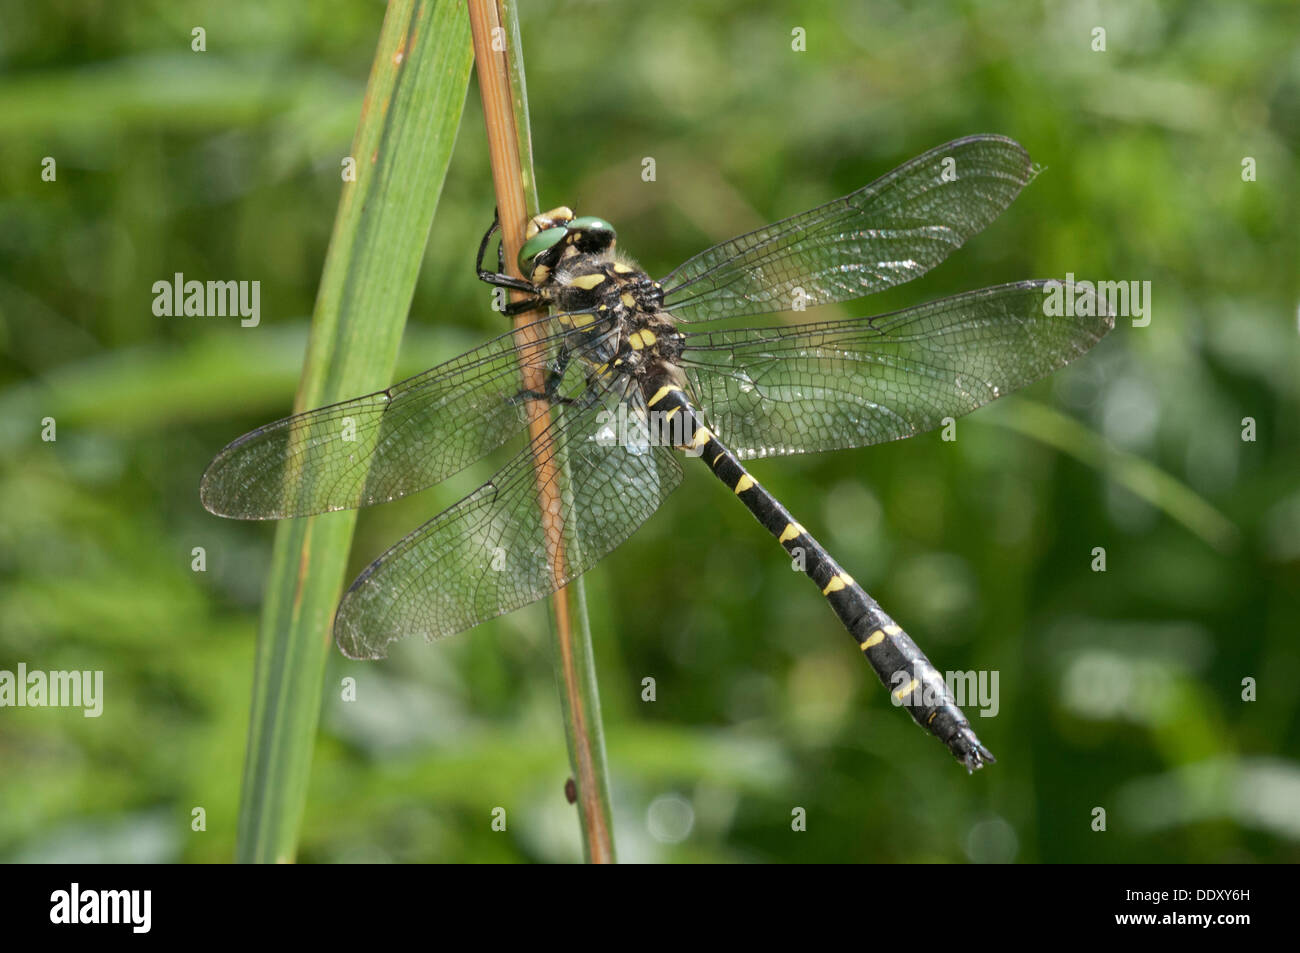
[569,216,616,241]
[518,226,567,272]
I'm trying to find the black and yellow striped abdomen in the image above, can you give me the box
[646,383,994,771]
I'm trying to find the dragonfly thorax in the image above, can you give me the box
[535,240,685,394]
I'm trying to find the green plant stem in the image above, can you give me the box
[234,0,472,862]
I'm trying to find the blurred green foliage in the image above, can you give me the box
[1,0,1297,863]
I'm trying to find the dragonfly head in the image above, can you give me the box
[519,208,617,281]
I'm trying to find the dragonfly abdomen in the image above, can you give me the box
[646,381,995,771]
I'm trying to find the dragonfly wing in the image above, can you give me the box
[200,314,580,519]
[678,281,1113,459]
[334,379,683,658]
[660,135,1036,323]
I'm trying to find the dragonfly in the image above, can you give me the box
[201,135,1112,771]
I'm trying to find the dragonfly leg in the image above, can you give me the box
[474,209,501,274]
[496,214,505,274]
[476,209,540,296]
[501,296,546,316]
[512,389,575,406]
[509,345,575,405]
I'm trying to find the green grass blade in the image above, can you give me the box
[987,400,1239,552]
[234,0,473,863]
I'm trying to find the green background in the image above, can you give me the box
[2,0,1297,863]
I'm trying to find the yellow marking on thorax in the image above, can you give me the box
[777,523,806,544]
[612,262,634,274]
[893,677,920,701]
[821,573,854,595]
[532,264,551,283]
[647,384,682,407]
[861,630,885,650]
[734,474,755,494]
[629,329,657,350]
[570,273,606,290]
[620,292,636,308]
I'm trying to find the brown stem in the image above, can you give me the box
[466,0,616,864]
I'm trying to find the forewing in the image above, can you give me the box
[678,281,1113,459]
[660,135,1036,322]
[200,315,571,519]
[333,379,683,658]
